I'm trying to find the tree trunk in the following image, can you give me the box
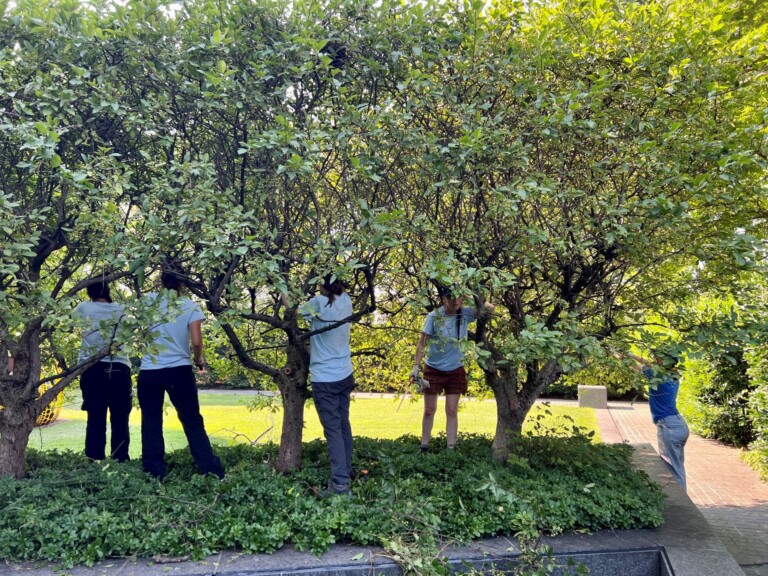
[275,343,311,473]
[489,358,564,461]
[0,406,36,479]
[0,330,43,479]
[492,404,528,463]
[276,376,308,472]
[489,373,531,462]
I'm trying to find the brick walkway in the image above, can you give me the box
[598,401,768,576]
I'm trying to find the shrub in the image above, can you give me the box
[0,435,664,569]
[745,346,768,480]
[680,350,756,447]
[549,360,640,400]
[677,355,717,433]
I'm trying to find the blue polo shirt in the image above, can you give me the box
[423,306,477,372]
[643,367,681,423]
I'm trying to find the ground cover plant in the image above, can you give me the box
[29,394,600,455]
[0,434,662,571]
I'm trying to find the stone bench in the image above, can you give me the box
[578,385,608,409]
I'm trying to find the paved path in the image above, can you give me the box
[597,401,768,576]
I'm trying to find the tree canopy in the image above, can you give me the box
[0,0,765,476]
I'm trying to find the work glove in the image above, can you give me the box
[410,365,430,393]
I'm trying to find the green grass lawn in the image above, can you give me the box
[29,391,599,457]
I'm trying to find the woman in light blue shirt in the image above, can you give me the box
[410,285,492,451]
[299,275,355,496]
[74,281,132,462]
[137,271,224,480]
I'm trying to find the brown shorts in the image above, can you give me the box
[423,365,468,395]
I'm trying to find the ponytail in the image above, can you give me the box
[322,274,345,307]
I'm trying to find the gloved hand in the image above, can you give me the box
[410,365,430,392]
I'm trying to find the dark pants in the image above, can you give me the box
[80,362,132,462]
[137,365,224,479]
[313,374,355,490]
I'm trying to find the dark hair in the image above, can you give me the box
[436,284,461,299]
[161,271,184,292]
[435,284,463,338]
[322,274,345,306]
[160,258,187,292]
[86,281,112,303]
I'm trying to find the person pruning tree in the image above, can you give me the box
[409,285,493,452]
[615,346,690,490]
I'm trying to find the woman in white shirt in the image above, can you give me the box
[74,282,132,462]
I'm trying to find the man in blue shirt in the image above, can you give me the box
[625,349,690,490]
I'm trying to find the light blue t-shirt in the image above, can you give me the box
[140,293,205,370]
[423,306,477,372]
[301,292,353,383]
[74,301,130,367]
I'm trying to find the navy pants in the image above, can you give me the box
[313,374,355,490]
[137,365,224,479]
[80,362,132,462]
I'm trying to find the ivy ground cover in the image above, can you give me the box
[0,435,662,568]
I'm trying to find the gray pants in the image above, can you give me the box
[313,374,355,491]
[656,414,689,490]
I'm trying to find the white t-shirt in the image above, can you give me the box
[74,301,130,367]
[140,293,205,370]
[301,292,353,383]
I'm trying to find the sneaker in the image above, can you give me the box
[316,487,351,498]
[314,482,352,498]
